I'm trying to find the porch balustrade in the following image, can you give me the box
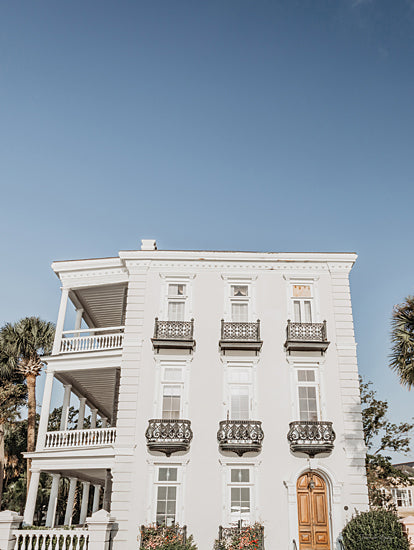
[44,427,116,449]
[13,529,89,550]
[59,326,124,354]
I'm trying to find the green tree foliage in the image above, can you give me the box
[0,317,55,489]
[341,509,409,550]
[390,296,414,388]
[360,377,414,508]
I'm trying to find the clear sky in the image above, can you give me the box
[1,0,414,460]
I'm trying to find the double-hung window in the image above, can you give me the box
[230,285,249,323]
[291,284,313,323]
[297,368,320,421]
[392,488,413,508]
[228,366,253,421]
[161,366,184,419]
[229,467,252,523]
[155,466,179,525]
[167,284,187,321]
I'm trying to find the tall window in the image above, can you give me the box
[229,468,251,523]
[167,284,187,321]
[297,368,319,421]
[228,366,252,421]
[156,467,178,525]
[161,366,183,419]
[291,284,313,323]
[230,285,249,322]
[392,488,413,508]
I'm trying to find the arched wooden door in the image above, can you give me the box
[297,472,330,550]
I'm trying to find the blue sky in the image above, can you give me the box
[1,0,414,460]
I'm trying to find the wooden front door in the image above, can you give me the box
[297,472,330,550]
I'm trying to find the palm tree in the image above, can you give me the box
[390,296,414,388]
[0,317,55,489]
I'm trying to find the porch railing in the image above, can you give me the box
[44,427,116,449]
[59,326,125,353]
[13,529,89,550]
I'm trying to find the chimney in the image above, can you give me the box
[141,239,157,251]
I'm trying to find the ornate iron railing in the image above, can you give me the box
[218,523,264,550]
[60,326,124,353]
[44,427,116,449]
[13,529,89,550]
[287,421,335,457]
[153,319,194,340]
[217,420,264,456]
[286,320,327,342]
[146,419,193,455]
[221,320,261,341]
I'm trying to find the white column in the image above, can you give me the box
[52,287,69,354]
[92,485,101,513]
[59,384,72,431]
[101,417,107,428]
[79,482,90,524]
[77,397,86,430]
[64,477,77,526]
[23,469,41,525]
[103,470,112,512]
[74,308,84,330]
[45,474,60,527]
[36,371,54,451]
[90,408,98,429]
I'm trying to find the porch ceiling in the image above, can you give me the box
[45,469,107,485]
[55,367,118,422]
[70,283,127,328]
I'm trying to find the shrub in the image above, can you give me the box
[213,523,264,550]
[341,509,409,550]
[139,524,197,550]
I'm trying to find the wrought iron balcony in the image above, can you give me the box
[284,320,329,353]
[217,420,264,456]
[145,419,193,456]
[218,523,264,550]
[140,525,187,549]
[151,318,195,351]
[219,320,262,352]
[287,421,336,457]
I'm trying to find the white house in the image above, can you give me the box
[15,240,369,550]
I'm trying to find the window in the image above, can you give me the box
[167,283,187,321]
[291,284,313,323]
[228,366,253,421]
[229,468,251,523]
[155,467,178,525]
[392,488,413,508]
[297,368,319,421]
[230,285,249,322]
[160,365,184,419]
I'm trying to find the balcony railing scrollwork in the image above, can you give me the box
[219,320,262,352]
[145,419,193,456]
[217,420,264,456]
[287,420,336,457]
[284,320,329,353]
[151,318,195,351]
[218,523,265,550]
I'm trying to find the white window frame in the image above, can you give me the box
[223,360,258,420]
[295,366,321,421]
[154,359,192,419]
[150,463,185,526]
[159,274,195,321]
[284,277,321,324]
[392,488,413,508]
[221,276,257,323]
[221,462,258,526]
[288,359,326,422]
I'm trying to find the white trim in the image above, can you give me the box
[147,460,189,526]
[220,460,260,526]
[153,358,192,418]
